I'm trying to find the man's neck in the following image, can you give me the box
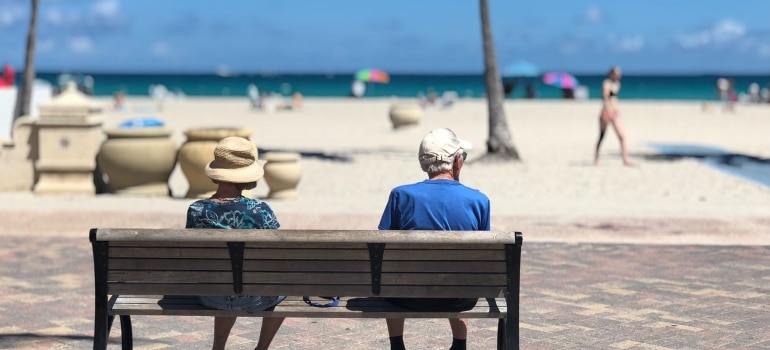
[428,173,455,181]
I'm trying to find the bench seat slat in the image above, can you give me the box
[108,284,375,296]
[109,247,372,260]
[109,295,507,318]
[109,259,506,273]
[108,271,505,286]
[108,284,506,298]
[109,271,374,284]
[108,247,505,261]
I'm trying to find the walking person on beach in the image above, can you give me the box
[185,136,285,350]
[594,66,633,166]
[378,128,491,350]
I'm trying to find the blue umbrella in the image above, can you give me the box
[502,60,540,78]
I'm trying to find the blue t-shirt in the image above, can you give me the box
[378,179,490,231]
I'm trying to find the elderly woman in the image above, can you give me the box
[594,66,633,166]
[185,136,284,350]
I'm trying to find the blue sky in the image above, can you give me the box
[1,0,769,74]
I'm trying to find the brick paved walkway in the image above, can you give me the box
[1,237,769,349]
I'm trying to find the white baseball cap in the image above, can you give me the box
[418,128,473,165]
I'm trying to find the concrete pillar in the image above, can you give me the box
[33,82,104,195]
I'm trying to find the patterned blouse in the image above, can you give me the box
[186,196,280,230]
[185,196,283,313]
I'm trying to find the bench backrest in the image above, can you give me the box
[91,229,522,299]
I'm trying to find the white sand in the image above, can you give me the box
[2,97,768,244]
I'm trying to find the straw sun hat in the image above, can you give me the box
[204,137,264,183]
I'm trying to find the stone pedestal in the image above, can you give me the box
[33,82,104,196]
[263,152,302,199]
[0,116,38,192]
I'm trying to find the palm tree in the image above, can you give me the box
[13,0,39,122]
[479,0,520,160]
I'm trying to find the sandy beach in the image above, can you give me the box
[1,97,768,244]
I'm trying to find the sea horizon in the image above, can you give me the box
[31,71,770,101]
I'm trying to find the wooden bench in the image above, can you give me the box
[90,228,523,350]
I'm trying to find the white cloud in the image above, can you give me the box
[711,19,746,43]
[0,5,25,27]
[616,35,645,52]
[677,19,747,49]
[91,0,120,19]
[69,36,93,53]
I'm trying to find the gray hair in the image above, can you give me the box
[420,150,461,174]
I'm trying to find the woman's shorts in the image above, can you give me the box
[198,295,285,314]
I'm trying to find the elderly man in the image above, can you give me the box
[378,128,491,350]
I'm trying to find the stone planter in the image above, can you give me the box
[178,127,253,198]
[263,152,302,199]
[389,103,422,129]
[97,127,177,196]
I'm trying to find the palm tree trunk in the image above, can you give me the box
[480,0,520,160]
[13,0,39,121]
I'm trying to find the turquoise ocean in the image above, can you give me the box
[37,72,770,101]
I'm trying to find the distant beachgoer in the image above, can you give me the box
[561,88,575,99]
[716,78,735,113]
[427,87,438,106]
[112,91,126,111]
[761,84,770,104]
[594,66,632,166]
[350,80,365,98]
[747,83,760,103]
[525,82,537,99]
[716,78,728,101]
[247,84,261,109]
[292,91,303,110]
[0,64,15,87]
[503,81,515,96]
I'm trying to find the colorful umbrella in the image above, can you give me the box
[502,60,539,78]
[355,68,390,84]
[542,71,579,89]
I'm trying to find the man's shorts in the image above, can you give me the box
[386,297,478,312]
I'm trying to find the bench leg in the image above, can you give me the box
[497,318,506,350]
[93,312,111,350]
[120,315,133,350]
[506,313,518,350]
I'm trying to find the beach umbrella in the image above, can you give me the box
[542,71,579,89]
[502,60,539,78]
[355,68,390,84]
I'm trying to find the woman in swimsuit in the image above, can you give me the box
[594,66,633,166]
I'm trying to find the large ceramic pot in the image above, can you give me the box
[389,103,422,129]
[263,152,302,200]
[96,127,177,196]
[178,127,254,199]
